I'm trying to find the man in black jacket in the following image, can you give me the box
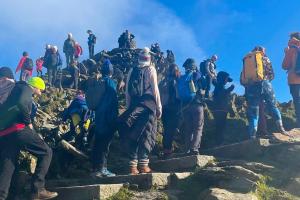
[0,77,58,200]
[87,30,96,58]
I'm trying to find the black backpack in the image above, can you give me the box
[200,59,209,76]
[23,58,33,70]
[128,67,145,98]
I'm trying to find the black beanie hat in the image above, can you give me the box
[0,67,14,79]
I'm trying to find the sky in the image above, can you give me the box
[0,0,299,102]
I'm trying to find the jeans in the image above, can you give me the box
[0,127,52,199]
[20,70,31,81]
[92,132,114,170]
[182,103,204,152]
[246,80,282,137]
[290,84,300,127]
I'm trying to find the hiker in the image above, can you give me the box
[36,56,44,77]
[63,33,75,67]
[87,30,96,58]
[91,59,118,177]
[200,55,218,98]
[160,63,181,158]
[118,47,162,175]
[178,58,205,155]
[0,67,15,105]
[74,42,83,61]
[282,32,300,128]
[242,46,286,139]
[212,71,235,146]
[69,60,80,90]
[16,51,33,81]
[44,46,62,87]
[62,90,89,148]
[0,77,58,200]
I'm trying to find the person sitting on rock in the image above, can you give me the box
[62,90,89,148]
[177,58,205,155]
[118,47,162,175]
[0,77,58,200]
[212,71,235,146]
[91,59,118,177]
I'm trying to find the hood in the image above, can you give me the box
[0,79,15,104]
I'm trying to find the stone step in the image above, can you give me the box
[203,139,270,160]
[47,172,193,190]
[150,155,215,172]
[52,183,123,200]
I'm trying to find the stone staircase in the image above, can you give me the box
[47,155,215,199]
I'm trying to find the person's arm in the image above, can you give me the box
[16,57,25,73]
[125,68,133,109]
[148,66,162,119]
[17,88,33,126]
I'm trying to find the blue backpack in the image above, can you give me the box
[177,72,196,103]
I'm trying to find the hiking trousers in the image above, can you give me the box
[182,103,204,152]
[162,105,180,151]
[65,53,74,67]
[88,45,94,59]
[246,80,282,138]
[92,132,114,171]
[0,127,52,199]
[47,67,57,87]
[290,84,300,128]
[213,110,228,146]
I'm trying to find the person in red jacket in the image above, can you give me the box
[74,42,83,61]
[16,52,33,81]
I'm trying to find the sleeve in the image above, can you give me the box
[148,66,162,116]
[125,68,133,108]
[17,89,33,125]
[16,57,26,73]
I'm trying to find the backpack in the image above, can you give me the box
[200,59,208,76]
[177,72,196,103]
[85,77,106,110]
[128,67,145,98]
[23,58,33,70]
[240,51,264,85]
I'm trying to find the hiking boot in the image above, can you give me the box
[185,150,199,156]
[276,120,288,135]
[31,189,58,200]
[91,168,116,178]
[129,166,139,175]
[138,165,152,174]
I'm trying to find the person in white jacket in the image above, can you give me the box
[119,47,162,175]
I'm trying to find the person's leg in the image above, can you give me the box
[0,135,20,200]
[16,127,53,194]
[66,54,70,68]
[48,68,53,87]
[128,140,139,175]
[246,85,261,139]
[189,105,204,153]
[52,68,57,87]
[162,107,173,154]
[214,111,227,146]
[258,101,268,136]
[290,84,300,128]
[205,76,212,98]
[92,45,94,57]
[182,106,193,153]
[74,70,79,90]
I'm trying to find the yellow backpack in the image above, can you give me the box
[240,51,264,85]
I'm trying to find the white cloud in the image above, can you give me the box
[0,0,204,70]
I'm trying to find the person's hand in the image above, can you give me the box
[156,109,162,119]
[28,124,33,129]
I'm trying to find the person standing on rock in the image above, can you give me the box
[87,30,96,58]
[118,47,162,175]
[0,77,58,200]
[74,42,83,61]
[243,46,286,139]
[44,46,62,87]
[177,58,205,155]
[200,55,218,98]
[212,71,235,146]
[69,60,80,90]
[160,63,181,158]
[91,59,118,177]
[15,51,33,81]
[282,32,300,128]
[63,33,76,67]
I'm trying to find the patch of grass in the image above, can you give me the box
[107,187,134,200]
[255,176,299,200]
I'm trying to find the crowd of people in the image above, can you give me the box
[0,30,300,200]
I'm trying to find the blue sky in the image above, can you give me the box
[0,0,299,102]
